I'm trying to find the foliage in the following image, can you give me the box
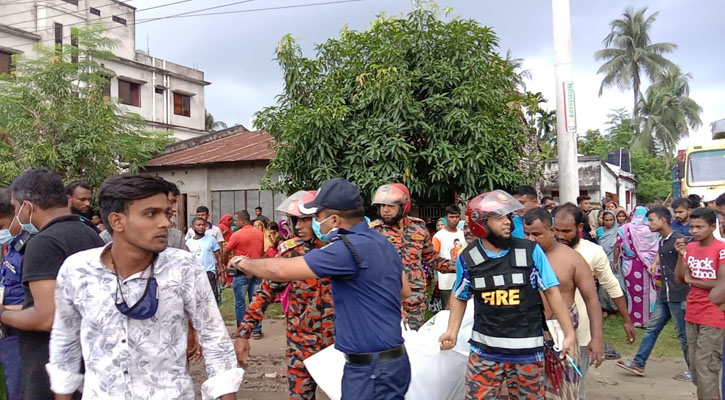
[0,25,172,188]
[577,129,610,160]
[635,67,702,157]
[577,110,670,203]
[205,110,228,132]
[631,150,671,203]
[595,7,676,135]
[255,5,532,201]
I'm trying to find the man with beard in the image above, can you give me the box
[671,198,693,237]
[439,191,576,400]
[370,183,453,330]
[65,180,93,221]
[523,207,604,399]
[552,203,635,400]
[234,190,334,400]
[46,174,243,399]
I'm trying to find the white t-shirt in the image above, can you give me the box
[433,228,466,290]
[185,222,225,244]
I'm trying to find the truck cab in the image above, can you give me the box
[674,119,725,200]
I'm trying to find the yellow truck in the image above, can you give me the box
[674,118,725,201]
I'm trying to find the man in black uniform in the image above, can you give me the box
[0,169,104,400]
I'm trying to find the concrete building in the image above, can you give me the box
[144,125,287,233]
[542,155,638,210]
[0,0,209,140]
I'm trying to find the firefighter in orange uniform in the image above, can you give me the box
[234,190,334,400]
[369,183,454,329]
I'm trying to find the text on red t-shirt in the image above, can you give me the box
[684,239,725,329]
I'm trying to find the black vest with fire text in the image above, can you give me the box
[461,238,544,354]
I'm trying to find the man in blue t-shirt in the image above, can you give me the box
[511,185,540,239]
[229,178,412,400]
[186,217,222,304]
[671,198,692,237]
[438,190,576,399]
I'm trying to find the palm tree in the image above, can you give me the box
[594,7,677,135]
[636,67,702,157]
[536,109,556,146]
[204,110,228,132]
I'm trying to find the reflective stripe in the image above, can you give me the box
[514,248,527,267]
[474,277,486,289]
[511,273,524,285]
[469,246,485,266]
[493,275,505,287]
[471,331,543,349]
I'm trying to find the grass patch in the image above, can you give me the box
[219,286,284,325]
[602,315,684,358]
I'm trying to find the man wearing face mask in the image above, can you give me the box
[234,190,334,400]
[0,188,30,400]
[0,169,105,400]
[370,183,453,330]
[46,174,243,399]
[229,178,412,400]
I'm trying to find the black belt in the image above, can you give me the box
[344,345,405,365]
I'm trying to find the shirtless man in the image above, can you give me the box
[524,207,605,399]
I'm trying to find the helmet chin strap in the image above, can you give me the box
[378,205,405,226]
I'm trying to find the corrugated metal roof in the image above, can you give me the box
[146,130,275,167]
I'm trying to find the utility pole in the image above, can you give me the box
[552,0,580,204]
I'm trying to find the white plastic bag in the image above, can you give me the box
[304,300,476,400]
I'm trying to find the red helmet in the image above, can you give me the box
[372,183,411,214]
[466,190,524,239]
[276,190,317,217]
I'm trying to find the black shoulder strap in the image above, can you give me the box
[333,234,362,282]
[462,239,487,269]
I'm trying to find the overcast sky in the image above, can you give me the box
[135,0,725,149]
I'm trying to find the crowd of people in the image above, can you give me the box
[1,169,725,400]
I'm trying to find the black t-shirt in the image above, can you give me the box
[18,214,105,399]
[658,230,689,303]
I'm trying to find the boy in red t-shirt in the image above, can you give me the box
[675,207,725,400]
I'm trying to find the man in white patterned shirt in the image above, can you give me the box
[46,174,243,400]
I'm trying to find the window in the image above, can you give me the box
[62,0,78,5]
[173,93,191,117]
[211,190,287,224]
[90,7,101,16]
[112,16,126,25]
[155,87,164,95]
[118,79,141,107]
[102,79,111,97]
[54,23,63,50]
[0,51,12,74]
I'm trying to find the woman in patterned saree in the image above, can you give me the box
[614,206,659,327]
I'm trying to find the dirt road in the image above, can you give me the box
[191,320,695,399]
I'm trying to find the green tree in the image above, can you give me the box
[595,7,676,136]
[256,5,531,200]
[577,110,671,203]
[631,151,671,203]
[205,110,228,131]
[577,129,609,159]
[0,25,172,187]
[636,67,702,157]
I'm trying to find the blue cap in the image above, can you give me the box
[299,178,363,214]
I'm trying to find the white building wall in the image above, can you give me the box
[0,0,208,140]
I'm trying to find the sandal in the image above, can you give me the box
[252,332,264,340]
[616,360,645,376]
[673,371,692,381]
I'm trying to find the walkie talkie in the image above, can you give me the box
[12,230,34,254]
